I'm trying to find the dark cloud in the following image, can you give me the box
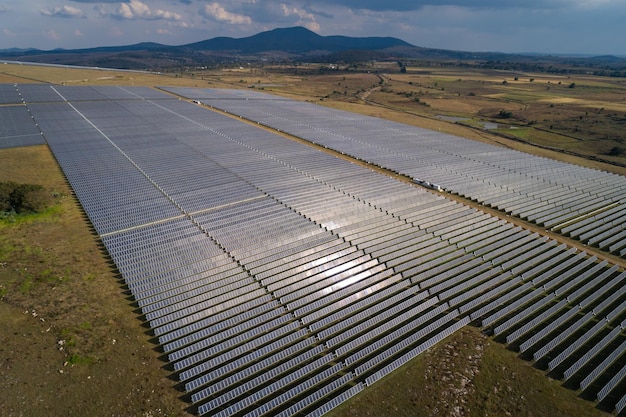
[303,5,334,19]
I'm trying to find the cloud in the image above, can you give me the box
[40,5,86,18]
[111,0,183,21]
[302,5,334,20]
[201,2,252,24]
[69,0,127,2]
[109,27,125,37]
[3,28,15,37]
[74,29,84,37]
[308,0,600,12]
[281,5,320,32]
[43,29,62,41]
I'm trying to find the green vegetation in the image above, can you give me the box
[608,146,625,156]
[499,109,513,119]
[67,354,94,365]
[0,180,54,215]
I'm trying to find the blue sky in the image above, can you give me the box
[1,0,625,55]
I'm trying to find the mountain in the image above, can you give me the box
[0,27,413,69]
[184,26,412,53]
[1,26,625,74]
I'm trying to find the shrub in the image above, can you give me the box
[0,181,53,214]
[608,146,625,156]
[498,110,513,119]
[0,182,13,212]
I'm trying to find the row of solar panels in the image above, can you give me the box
[10,83,626,415]
[0,101,45,149]
[166,87,626,257]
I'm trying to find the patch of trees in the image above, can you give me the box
[0,181,53,214]
[498,110,513,119]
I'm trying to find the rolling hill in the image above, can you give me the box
[1,26,625,74]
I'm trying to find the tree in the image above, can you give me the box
[498,109,513,119]
[0,181,53,214]
[0,182,13,212]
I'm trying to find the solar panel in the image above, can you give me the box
[0,83,22,104]
[11,83,625,415]
[166,87,626,256]
[0,105,44,149]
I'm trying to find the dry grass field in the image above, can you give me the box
[0,62,622,416]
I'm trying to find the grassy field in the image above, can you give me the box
[0,145,194,417]
[0,63,622,416]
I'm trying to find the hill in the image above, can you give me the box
[184,26,412,53]
[0,26,412,69]
[1,26,625,75]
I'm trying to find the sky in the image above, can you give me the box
[1,0,625,55]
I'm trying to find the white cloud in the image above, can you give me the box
[74,29,84,37]
[112,0,183,21]
[40,5,86,18]
[109,26,125,37]
[572,0,618,8]
[3,28,15,37]
[281,4,320,32]
[201,2,252,24]
[43,29,62,41]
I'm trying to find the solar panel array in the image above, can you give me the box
[8,83,626,415]
[165,87,626,258]
[0,83,23,104]
[0,84,45,148]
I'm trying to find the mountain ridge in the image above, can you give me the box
[1,26,625,73]
[0,27,412,56]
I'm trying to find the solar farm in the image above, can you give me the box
[2,83,626,416]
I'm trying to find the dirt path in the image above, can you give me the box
[358,73,386,101]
